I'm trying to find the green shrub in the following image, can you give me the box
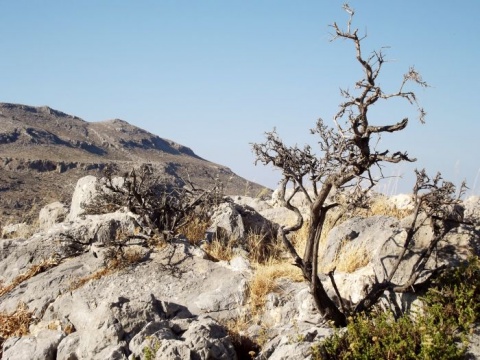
[424,256,480,333]
[314,256,480,359]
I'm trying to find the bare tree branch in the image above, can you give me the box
[252,4,446,327]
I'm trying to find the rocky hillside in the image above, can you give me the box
[0,103,267,227]
[0,176,479,359]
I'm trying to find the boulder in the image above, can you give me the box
[2,330,65,360]
[68,175,99,220]
[230,195,300,228]
[206,202,277,246]
[388,193,415,210]
[129,315,237,360]
[38,202,68,231]
[207,202,245,243]
[317,211,477,310]
[465,196,480,223]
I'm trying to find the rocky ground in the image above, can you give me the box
[1,175,479,359]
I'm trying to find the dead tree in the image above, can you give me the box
[253,5,462,327]
[93,164,224,242]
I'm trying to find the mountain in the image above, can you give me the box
[0,103,267,226]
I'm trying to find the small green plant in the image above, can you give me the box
[317,312,465,360]
[142,337,161,360]
[314,256,480,359]
[288,320,306,344]
[424,256,480,332]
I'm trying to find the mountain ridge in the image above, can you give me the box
[0,102,202,162]
[0,102,267,226]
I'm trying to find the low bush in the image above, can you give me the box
[314,256,480,359]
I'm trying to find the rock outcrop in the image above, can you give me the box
[1,177,479,359]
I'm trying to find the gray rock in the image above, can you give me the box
[38,202,69,231]
[258,324,332,360]
[68,175,99,220]
[56,332,81,360]
[388,193,415,210]
[318,212,476,311]
[465,196,480,224]
[181,315,237,360]
[230,195,303,227]
[466,326,480,359]
[153,340,192,360]
[1,240,248,358]
[0,211,138,286]
[206,202,277,246]
[2,330,65,360]
[1,222,31,239]
[207,202,245,243]
[129,316,236,360]
[229,196,273,213]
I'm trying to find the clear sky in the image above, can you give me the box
[1,1,479,195]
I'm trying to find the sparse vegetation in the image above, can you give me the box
[249,261,304,316]
[314,256,480,359]
[90,164,224,243]
[69,247,144,290]
[0,257,59,297]
[142,337,161,360]
[0,303,35,358]
[1,5,478,359]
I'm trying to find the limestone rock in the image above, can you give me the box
[2,330,65,360]
[0,211,138,286]
[68,175,99,220]
[388,193,415,210]
[1,222,31,239]
[465,196,480,223]
[38,202,69,231]
[207,202,245,242]
[206,201,277,246]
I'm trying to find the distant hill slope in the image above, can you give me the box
[0,103,268,226]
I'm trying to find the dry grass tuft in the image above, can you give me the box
[0,257,59,297]
[178,217,210,246]
[69,267,111,291]
[203,239,236,261]
[249,261,303,316]
[334,244,371,273]
[245,229,283,264]
[350,196,414,219]
[0,303,35,357]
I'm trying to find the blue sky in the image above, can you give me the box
[1,1,479,195]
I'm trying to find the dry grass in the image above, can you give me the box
[352,196,414,219]
[0,257,59,297]
[178,217,210,246]
[69,266,112,291]
[203,228,285,264]
[245,229,283,264]
[334,244,371,273]
[249,261,304,316]
[0,303,35,358]
[203,238,236,261]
